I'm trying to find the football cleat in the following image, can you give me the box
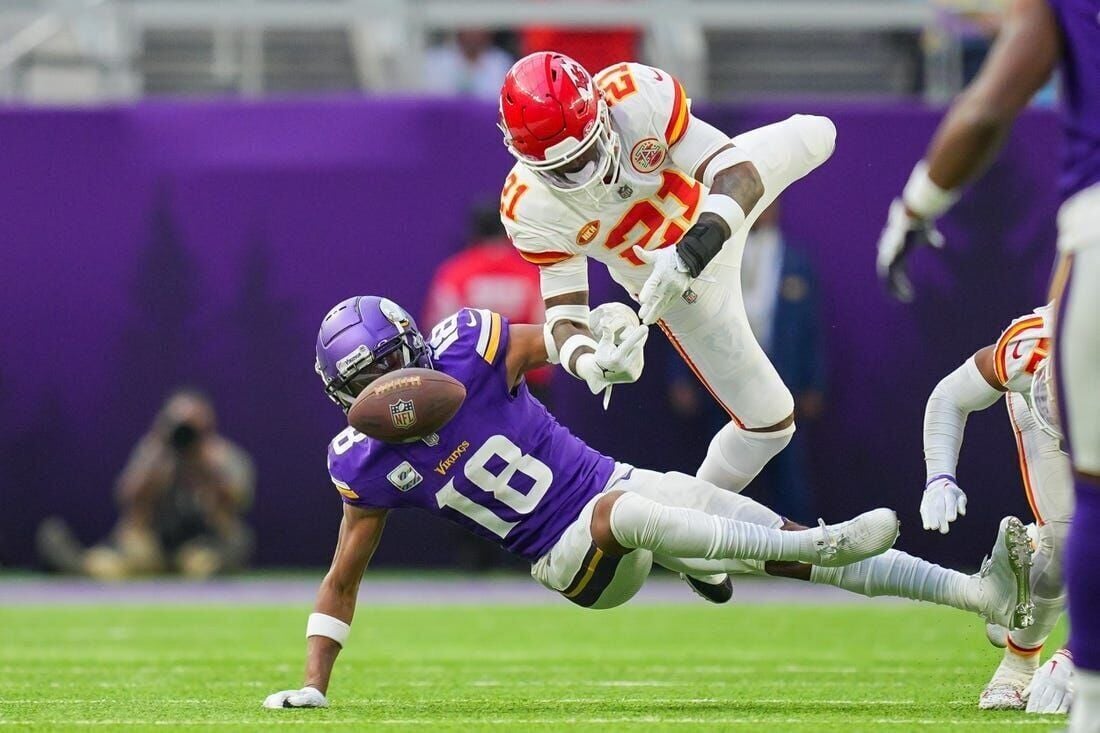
[979,674,1029,710]
[810,508,899,567]
[985,622,1009,649]
[680,572,733,604]
[975,516,1035,629]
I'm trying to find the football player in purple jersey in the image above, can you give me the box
[876,0,1100,724]
[264,296,1033,710]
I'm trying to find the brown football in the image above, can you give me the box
[347,367,466,443]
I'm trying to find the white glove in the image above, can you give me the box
[590,302,641,343]
[263,686,328,709]
[633,246,692,325]
[576,324,649,408]
[876,198,945,303]
[920,476,967,534]
[1025,649,1073,714]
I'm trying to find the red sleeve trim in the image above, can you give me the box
[664,78,690,146]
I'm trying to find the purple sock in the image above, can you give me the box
[1068,476,1100,671]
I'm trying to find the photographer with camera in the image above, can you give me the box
[37,388,255,580]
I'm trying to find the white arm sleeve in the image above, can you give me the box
[923,357,1004,481]
[538,254,589,299]
[668,114,738,179]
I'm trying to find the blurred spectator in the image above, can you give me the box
[421,30,515,100]
[667,201,826,522]
[423,202,552,401]
[520,26,640,73]
[37,388,254,580]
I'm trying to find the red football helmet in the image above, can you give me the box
[498,52,621,194]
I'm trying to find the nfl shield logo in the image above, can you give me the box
[389,399,417,430]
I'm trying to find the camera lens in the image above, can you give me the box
[169,423,199,451]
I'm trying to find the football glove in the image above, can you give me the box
[920,476,967,534]
[577,324,649,409]
[263,686,328,709]
[589,302,641,343]
[876,198,945,303]
[1025,649,1073,715]
[633,246,693,325]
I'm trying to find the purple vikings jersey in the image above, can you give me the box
[1047,0,1100,200]
[327,309,614,561]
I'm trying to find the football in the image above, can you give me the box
[347,367,466,443]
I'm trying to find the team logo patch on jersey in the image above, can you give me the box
[387,461,423,492]
[630,138,666,173]
[389,399,417,430]
[577,220,601,245]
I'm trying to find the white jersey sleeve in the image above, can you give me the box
[500,169,589,298]
[595,62,730,177]
[993,304,1054,394]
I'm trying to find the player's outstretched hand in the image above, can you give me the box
[876,199,945,303]
[592,324,648,387]
[263,686,328,709]
[920,476,967,534]
[1025,649,1073,714]
[633,246,692,325]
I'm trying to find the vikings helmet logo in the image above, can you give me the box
[379,298,412,332]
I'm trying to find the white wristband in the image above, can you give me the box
[902,161,960,220]
[560,333,598,380]
[307,612,350,647]
[700,193,746,238]
[545,303,590,330]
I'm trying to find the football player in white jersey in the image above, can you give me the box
[496,52,836,599]
[921,303,1073,713]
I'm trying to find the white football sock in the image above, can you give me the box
[696,421,794,494]
[809,549,980,612]
[1070,668,1100,733]
[1007,595,1064,653]
[609,490,817,563]
[996,645,1041,675]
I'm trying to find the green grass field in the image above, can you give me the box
[0,602,1067,731]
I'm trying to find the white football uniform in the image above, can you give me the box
[993,305,1073,528]
[501,62,836,429]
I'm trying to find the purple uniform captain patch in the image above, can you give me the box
[327,308,614,562]
[1047,0,1100,201]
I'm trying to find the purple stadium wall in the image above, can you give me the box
[0,98,1059,569]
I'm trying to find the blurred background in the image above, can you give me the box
[0,0,1057,577]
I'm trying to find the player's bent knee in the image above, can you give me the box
[791,114,837,162]
[591,491,630,556]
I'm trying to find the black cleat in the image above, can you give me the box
[680,573,733,604]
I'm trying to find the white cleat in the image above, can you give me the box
[1025,649,1074,715]
[986,622,1008,649]
[811,508,899,567]
[974,516,1035,629]
[979,672,1029,710]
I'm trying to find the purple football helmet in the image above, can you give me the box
[315,296,432,410]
